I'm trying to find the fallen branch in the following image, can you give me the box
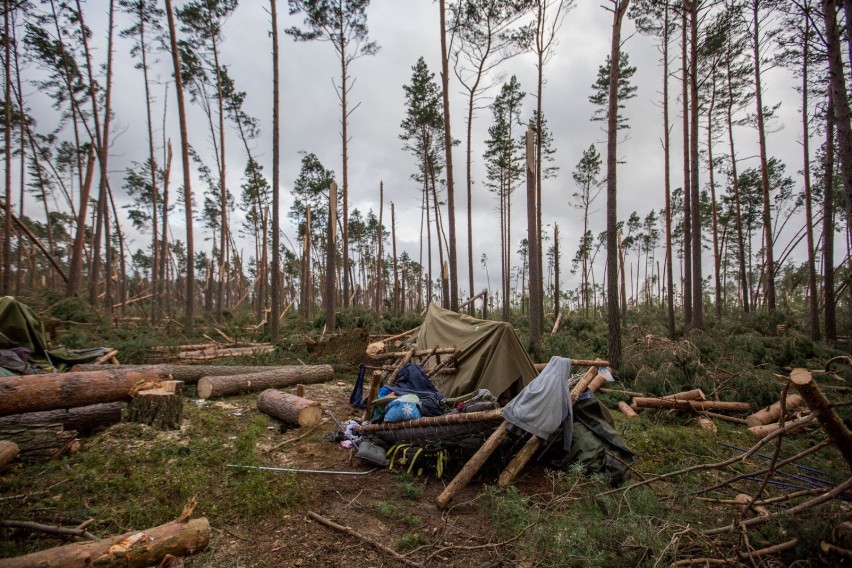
[0,519,98,541]
[671,538,799,566]
[307,511,423,568]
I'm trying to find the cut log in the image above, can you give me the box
[0,369,172,416]
[697,416,717,433]
[354,408,502,434]
[0,517,210,568]
[789,368,852,470]
[0,403,122,435]
[0,440,19,467]
[196,365,334,399]
[256,389,322,427]
[370,347,457,361]
[128,382,183,431]
[70,365,314,386]
[0,426,76,461]
[617,401,638,418]
[436,421,509,510]
[745,394,805,427]
[662,389,706,401]
[631,398,751,413]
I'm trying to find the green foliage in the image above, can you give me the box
[394,532,428,552]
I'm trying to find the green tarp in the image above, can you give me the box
[416,305,536,399]
[0,296,105,372]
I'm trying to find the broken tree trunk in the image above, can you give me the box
[789,368,852,470]
[128,381,183,431]
[70,364,304,385]
[197,365,334,399]
[436,421,509,510]
[0,369,172,417]
[0,426,76,461]
[256,389,322,427]
[631,398,751,413]
[745,394,805,427]
[0,440,18,467]
[0,403,122,435]
[0,517,210,568]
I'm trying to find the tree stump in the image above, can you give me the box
[128,382,184,431]
[256,389,322,427]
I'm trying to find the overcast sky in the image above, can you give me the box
[21,0,816,300]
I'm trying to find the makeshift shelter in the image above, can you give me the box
[415,305,536,398]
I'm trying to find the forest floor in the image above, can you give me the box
[1,305,851,566]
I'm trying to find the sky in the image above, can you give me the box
[20,0,815,301]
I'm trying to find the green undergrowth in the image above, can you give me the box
[0,404,304,558]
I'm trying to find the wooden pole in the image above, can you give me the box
[631,398,751,413]
[436,421,509,510]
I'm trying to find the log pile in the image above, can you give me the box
[149,342,273,362]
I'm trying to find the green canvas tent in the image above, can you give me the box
[415,305,536,399]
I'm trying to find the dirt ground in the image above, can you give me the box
[186,379,535,568]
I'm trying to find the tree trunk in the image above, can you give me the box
[0,518,210,568]
[663,1,675,337]
[377,182,384,313]
[823,93,836,343]
[0,369,172,416]
[164,0,195,332]
[197,365,334,399]
[725,54,750,312]
[2,0,11,293]
[438,0,458,311]
[0,403,122,435]
[745,394,804,427]
[801,18,819,340]
[526,126,541,347]
[325,181,337,332]
[270,0,281,340]
[790,368,852,469]
[553,224,560,317]
[823,0,852,249]
[606,1,630,369]
[681,7,692,326]
[256,389,322,427]
[341,47,350,309]
[688,0,702,328]
[392,202,399,315]
[632,398,750,412]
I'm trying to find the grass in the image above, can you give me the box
[0,402,305,558]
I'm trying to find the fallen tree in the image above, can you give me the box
[0,403,122,435]
[0,426,76,461]
[70,364,304,386]
[0,517,210,568]
[197,365,334,399]
[0,369,172,417]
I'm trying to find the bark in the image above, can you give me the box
[617,401,637,418]
[801,17,819,340]
[526,126,541,346]
[392,202,399,315]
[256,389,322,427]
[823,93,836,343]
[164,0,195,332]
[0,518,210,568]
[325,181,337,332]
[823,0,852,249]
[270,0,280,339]
[0,369,172,416]
[0,403,121,435]
[0,426,76,462]
[197,365,334,399]
[662,1,676,337]
[438,0,458,311]
[553,224,560,317]
[606,0,629,369]
[688,0,703,328]
[752,0,776,311]
[2,0,11,293]
[128,386,183,431]
[0,440,19,467]
[681,7,693,325]
[377,182,384,313]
